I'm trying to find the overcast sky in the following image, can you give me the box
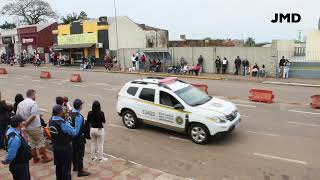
[0,0,319,42]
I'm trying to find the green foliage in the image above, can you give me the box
[61,11,88,24]
[0,21,17,30]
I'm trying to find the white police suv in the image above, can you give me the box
[116,77,241,144]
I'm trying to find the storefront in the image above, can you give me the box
[52,19,109,64]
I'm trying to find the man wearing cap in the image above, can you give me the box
[49,105,79,180]
[69,99,90,177]
[2,115,32,180]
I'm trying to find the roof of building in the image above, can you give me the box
[0,22,55,37]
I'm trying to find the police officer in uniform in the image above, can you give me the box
[2,115,32,180]
[49,105,79,180]
[70,99,90,177]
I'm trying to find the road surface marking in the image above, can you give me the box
[15,78,23,80]
[288,121,320,127]
[288,110,320,115]
[262,81,320,88]
[235,104,257,108]
[73,85,87,88]
[88,94,102,98]
[247,131,280,137]
[103,88,118,92]
[39,108,49,113]
[242,115,249,118]
[109,124,127,129]
[51,82,62,85]
[23,75,32,78]
[32,80,41,82]
[102,153,126,161]
[169,136,190,142]
[34,86,46,89]
[253,153,307,165]
[128,160,143,166]
[15,84,24,86]
[96,83,111,86]
[56,89,72,93]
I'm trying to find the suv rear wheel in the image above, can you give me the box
[122,110,139,129]
[188,123,210,145]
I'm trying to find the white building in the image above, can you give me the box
[108,16,169,50]
[0,29,18,55]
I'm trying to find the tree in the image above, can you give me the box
[61,11,88,24]
[0,21,17,30]
[1,0,57,25]
[245,37,256,47]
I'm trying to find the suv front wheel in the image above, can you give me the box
[122,110,139,129]
[188,123,210,145]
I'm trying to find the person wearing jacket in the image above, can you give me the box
[215,56,222,74]
[0,101,10,149]
[2,115,32,180]
[70,99,90,177]
[234,56,242,75]
[87,101,107,162]
[242,59,249,76]
[49,105,79,180]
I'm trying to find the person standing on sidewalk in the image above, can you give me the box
[242,59,249,76]
[70,99,90,177]
[16,89,53,164]
[49,105,79,180]
[279,56,286,78]
[87,101,108,162]
[2,115,32,180]
[222,57,228,74]
[234,56,242,75]
[283,59,291,79]
[215,56,222,74]
[198,55,204,73]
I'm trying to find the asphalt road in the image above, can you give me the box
[1,65,320,180]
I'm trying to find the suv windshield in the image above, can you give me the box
[175,85,212,106]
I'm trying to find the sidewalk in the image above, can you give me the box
[0,150,186,180]
[2,63,320,87]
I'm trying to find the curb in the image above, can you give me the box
[262,81,320,88]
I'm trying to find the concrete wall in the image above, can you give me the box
[108,17,168,50]
[169,47,273,75]
[117,46,275,76]
[306,30,320,61]
[109,17,146,51]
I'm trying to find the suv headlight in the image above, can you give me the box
[207,116,227,123]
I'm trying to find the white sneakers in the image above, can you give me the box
[98,157,109,163]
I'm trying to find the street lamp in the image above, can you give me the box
[113,0,120,66]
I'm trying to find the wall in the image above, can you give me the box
[117,47,275,76]
[306,30,320,61]
[108,17,146,50]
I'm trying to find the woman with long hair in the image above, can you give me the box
[87,101,107,162]
[13,94,24,114]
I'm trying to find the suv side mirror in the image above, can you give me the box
[174,104,184,110]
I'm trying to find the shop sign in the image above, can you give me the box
[58,32,98,45]
[22,38,34,44]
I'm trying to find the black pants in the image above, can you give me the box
[72,136,85,171]
[235,67,240,75]
[53,144,72,180]
[9,163,30,180]
[216,67,220,74]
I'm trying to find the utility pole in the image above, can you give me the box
[113,0,120,66]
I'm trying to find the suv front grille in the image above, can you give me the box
[226,110,237,121]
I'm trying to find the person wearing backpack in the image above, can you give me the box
[2,115,32,180]
[70,99,90,177]
[49,105,79,180]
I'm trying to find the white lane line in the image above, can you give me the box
[96,83,111,86]
[109,124,127,129]
[56,89,72,93]
[235,104,257,108]
[263,81,320,88]
[34,86,46,89]
[242,115,249,118]
[51,82,62,85]
[73,85,87,88]
[247,131,280,137]
[88,94,102,98]
[102,153,126,161]
[288,110,320,115]
[288,121,320,127]
[169,136,190,142]
[128,160,143,166]
[253,153,307,165]
[103,88,118,92]
[32,80,41,82]
[15,78,23,80]
[39,108,49,113]
[16,84,24,86]
[23,75,32,78]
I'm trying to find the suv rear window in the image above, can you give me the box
[139,88,155,102]
[127,87,138,96]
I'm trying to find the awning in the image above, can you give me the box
[52,43,94,50]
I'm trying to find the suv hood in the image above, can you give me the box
[194,97,236,116]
